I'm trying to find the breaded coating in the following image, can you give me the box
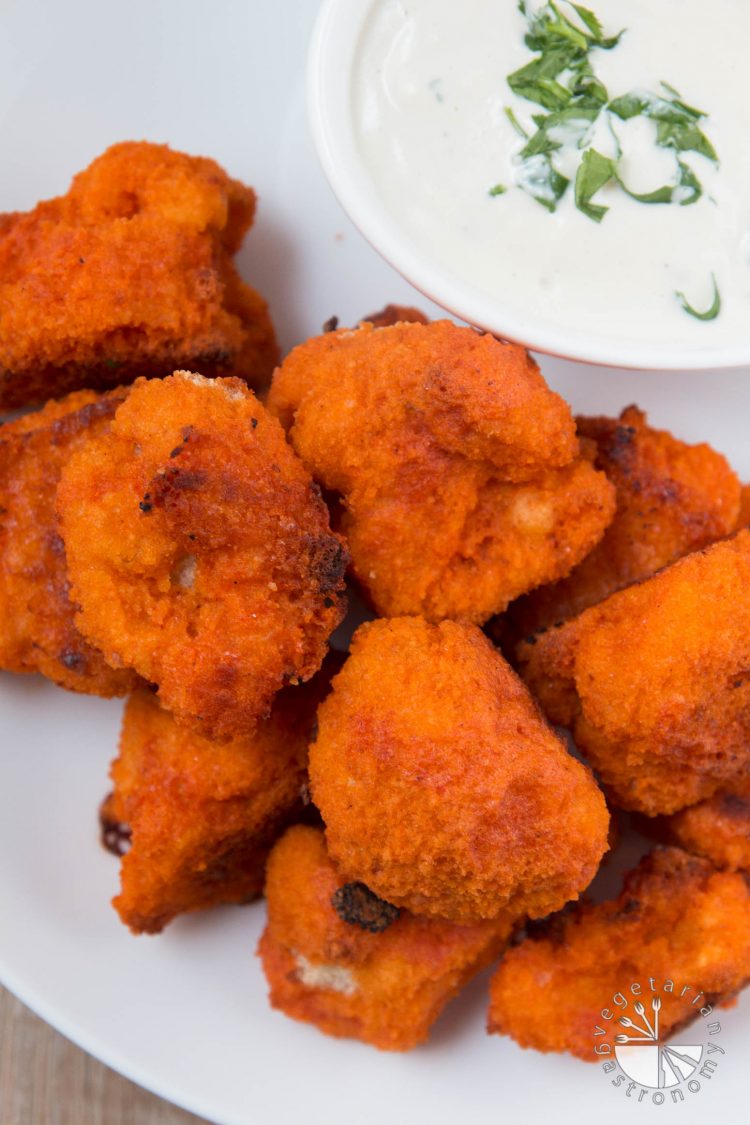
[518,530,750,815]
[108,683,322,934]
[309,617,609,922]
[57,371,347,739]
[488,847,750,1060]
[0,390,137,695]
[506,406,740,637]
[267,321,615,623]
[258,825,514,1050]
[0,142,278,408]
[667,788,750,872]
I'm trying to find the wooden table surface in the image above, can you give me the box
[0,984,211,1125]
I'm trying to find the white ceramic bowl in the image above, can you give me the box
[308,0,749,372]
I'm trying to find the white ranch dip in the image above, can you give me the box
[352,0,750,350]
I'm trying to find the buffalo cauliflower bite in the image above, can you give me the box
[0,389,137,695]
[518,530,750,816]
[505,406,741,638]
[309,617,609,923]
[0,142,278,408]
[258,825,514,1050]
[57,371,347,740]
[267,320,615,623]
[106,682,323,934]
[667,788,750,873]
[488,847,750,1060]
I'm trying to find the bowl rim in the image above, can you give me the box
[307,0,749,373]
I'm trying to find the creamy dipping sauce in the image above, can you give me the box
[353,0,750,351]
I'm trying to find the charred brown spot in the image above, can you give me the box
[362,305,430,328]
[599,423,638,469]
[322,315,339,333]
[163,468,206,491]
[59,648,86,672]
[331,882,400,933]
[524,900,579,944]
[719,793,750,818]
[305,536,349,595]
[48,393,125,445]
[170,428,193,457]
[47,531,66,556]
[99,797,132,857]
[149,466,208,510]
[194,346,233,368]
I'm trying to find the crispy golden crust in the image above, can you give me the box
[488,847,750,1060]
[258,825,513,1050]
[267,321,614,623]
[667,788,750,872]
[109,681,325,934]
[505,407,740,638]
[57,371,347,739]
[0,142,278,408]
[309,617,609,922]
[518,530,750,815]
[0,390,137,695]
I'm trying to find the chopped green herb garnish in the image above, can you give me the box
[508,49,579,111]
[519,155,569,211]
[676,275,721,321]
[674,160,702,206]
[574,149,615,222]
[569,3,603,40]
[495,1,717,226]
[656,119,717,163]
[493,2,721,322]
[504,106,529,138]
[609,91,717,162]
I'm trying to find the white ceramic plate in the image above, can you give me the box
[2,3,750,1124]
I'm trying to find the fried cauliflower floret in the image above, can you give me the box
[518,531,750,816]
[488,847,750,1060]
[106,682,324,935]
[506,406,740,638]
[57,371,347,739]
[267,321,615,623]
[0,390,137,695]
[0,142,278,408]
[309,617,609,923]
[258,825,514,1050]
[667,788,750,872]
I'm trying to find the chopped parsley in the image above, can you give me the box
[492,1,721,321]
[676,275,722,321]
[496,2,717,222]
